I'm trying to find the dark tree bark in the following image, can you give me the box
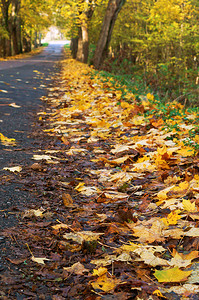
[11,0,22,55]
[93,0,126,69]
[76,21,89,63]
[76,0,94,63]
[70,37,78,59]
[1,0,22,56]
[1,0,12,56]
[23,32,31,52]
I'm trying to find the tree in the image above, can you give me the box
[0,0,54,57]
[1,0,12,56]
[93,0,126,69]
[11,0,22,54]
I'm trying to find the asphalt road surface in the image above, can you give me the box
[0,42,65,231]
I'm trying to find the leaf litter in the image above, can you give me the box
[1,55,199,299]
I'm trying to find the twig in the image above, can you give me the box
[26,243,34,256]
[98,241,118,250]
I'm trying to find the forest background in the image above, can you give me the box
[0,0,198,105]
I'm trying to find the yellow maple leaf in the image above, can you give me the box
[182,199,196,212]
[172,181,189,194]
[132,116,147,126]
[0,132,16,146]
[157,186,175,201]
[93,267,108,277]
[162,211,182,226]
[177,147,195,157]
[153,290,166,298]
[91,274,120,292]
[147,93,154,101]
[154,267,192,282]
[118,242,138,253]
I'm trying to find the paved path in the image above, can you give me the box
[0,42,65,232]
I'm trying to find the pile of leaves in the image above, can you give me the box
[1,54,199,299]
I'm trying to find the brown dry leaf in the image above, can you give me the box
[7,257,27,265]
[169,250,198,268]
[128,220,166,243]
[30,163,42,170]
[91,274,121,292]
[22,208,45,218]
[64,262,89,275]
[104,191,129,200]
[52,223,69,230]
[136,252,169,267]
[184,228,199,237]
[75,182,100,196]
[91,255,117,267]
[63,231,103,244]
[99,155,130,165]
[163,228,185,239]
[164,284,199,295]
[62,193,73,207]
[135,250,169,267]
[61,136,70,145]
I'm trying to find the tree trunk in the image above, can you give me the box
[76,22,89,63]
[39,32,42,47]
[70,37,78,59]
[34,31,38,48]
[1,0,12,57]
[76,0,94,64]
[11,0,22,55]
[93,0,126,69]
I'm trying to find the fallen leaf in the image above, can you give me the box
[128,220,166,243]
[62,193,73,207]
[0,132,16,146]
[32,154,60,163]
[154,267,192,282]
[3,166,22,172]
[9,102,21,108]
[64,262,89,275]
[93,267,108,277]
[22,208,44,218]
[182,199,196,212]
[91,274,120,292]
[184,228,199,237]
[163,284,199,295]
[31,256,50,265]
[52,223,69,230]
[135,250,169,267]
[169,250,198,268]
[75,183,100,196]
[63,231,103,244]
